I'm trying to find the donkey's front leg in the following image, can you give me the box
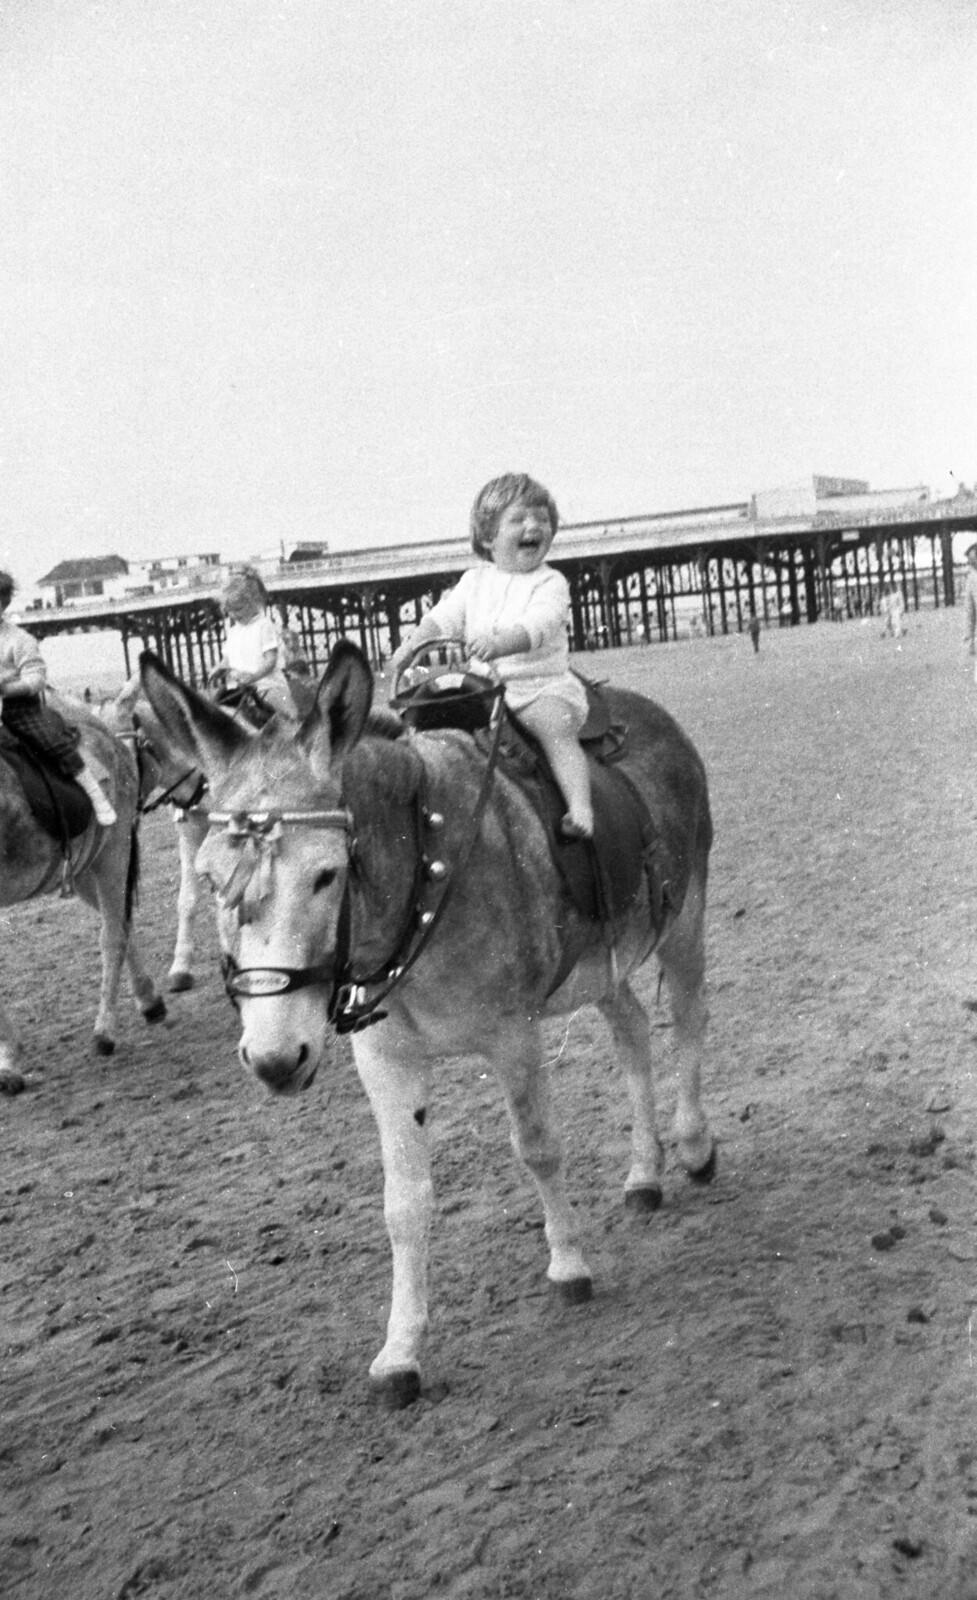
[353,1031,434,1406]
[490,1017,592,1302]
[168,815,205,990]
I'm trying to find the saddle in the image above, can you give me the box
[396,673,671,932]
[0,727,93,843]
[212,681,276,725]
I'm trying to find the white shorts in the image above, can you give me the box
[502,671,588,732]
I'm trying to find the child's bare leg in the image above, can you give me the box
[520,698,593,838]
[74,760,117,826]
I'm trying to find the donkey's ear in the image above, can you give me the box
[138,651,252,774]
[301,640,373,771]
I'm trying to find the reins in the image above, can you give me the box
[126,688,267,817]
[115,718,206,814]
[141,766,208,814]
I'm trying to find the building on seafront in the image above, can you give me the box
[19,475,977,686]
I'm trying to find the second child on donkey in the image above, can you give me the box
[208,568,295,719]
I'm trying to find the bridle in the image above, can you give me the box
[214,682,507,1034]
[142,764,208,815]
[212,806,358,1019]
[113,709,209,816]
[131,688,269,817]
[213,786,453,1033]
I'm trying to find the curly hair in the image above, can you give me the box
[0,570,16,608]
[221,565,268,614]
[469,474,558,560]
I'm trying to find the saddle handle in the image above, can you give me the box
[206,667,273,724]
[389,637,504,734]
[390,637,502,698]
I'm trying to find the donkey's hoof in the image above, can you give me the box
[550,1275,593,1306]
[143,997,167,1024]
[688,1145,718,1185]
[625,1184,663,1215]
[369,1368,422,1410]
[93,1034,116,1057]
[0,1068,26,1095]
[168,971,194,993]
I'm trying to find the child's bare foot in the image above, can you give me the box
[561,813,593,840]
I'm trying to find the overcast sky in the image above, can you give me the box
[1,0,974,588]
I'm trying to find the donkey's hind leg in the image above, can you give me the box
[76,872,130,1056]
[125,927,167,1026]
[598,979,666,1212]
[657,872,715,1180]
[79,845,166,1056]
[491,1017,593,1302]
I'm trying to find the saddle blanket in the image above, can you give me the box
[486,717,669,928]
[0,727,93,840]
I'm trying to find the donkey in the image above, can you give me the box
[0,694,166,1088]
[108,678,216,992]
[138,643,715,1404]
[109,674,314,992]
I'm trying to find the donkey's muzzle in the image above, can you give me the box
[243,1040,318,1095]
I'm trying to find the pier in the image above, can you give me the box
[21,490,977,686]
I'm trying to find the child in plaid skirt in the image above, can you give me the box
[0,571,116,825]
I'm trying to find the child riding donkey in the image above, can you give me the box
[0,570,117,826]
[208,567,296,719]
[390,473,594,839]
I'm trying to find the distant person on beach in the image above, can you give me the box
[747,612,761,653]
[278,625,311,679]
[879,585,905,642]
[962,541,977,681]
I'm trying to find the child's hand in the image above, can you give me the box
[467,633,497,662]
[470,625,529,661]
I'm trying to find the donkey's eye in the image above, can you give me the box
[313,867,337,893]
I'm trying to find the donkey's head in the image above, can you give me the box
[111,671,208,813]
[139,643,375,1093]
